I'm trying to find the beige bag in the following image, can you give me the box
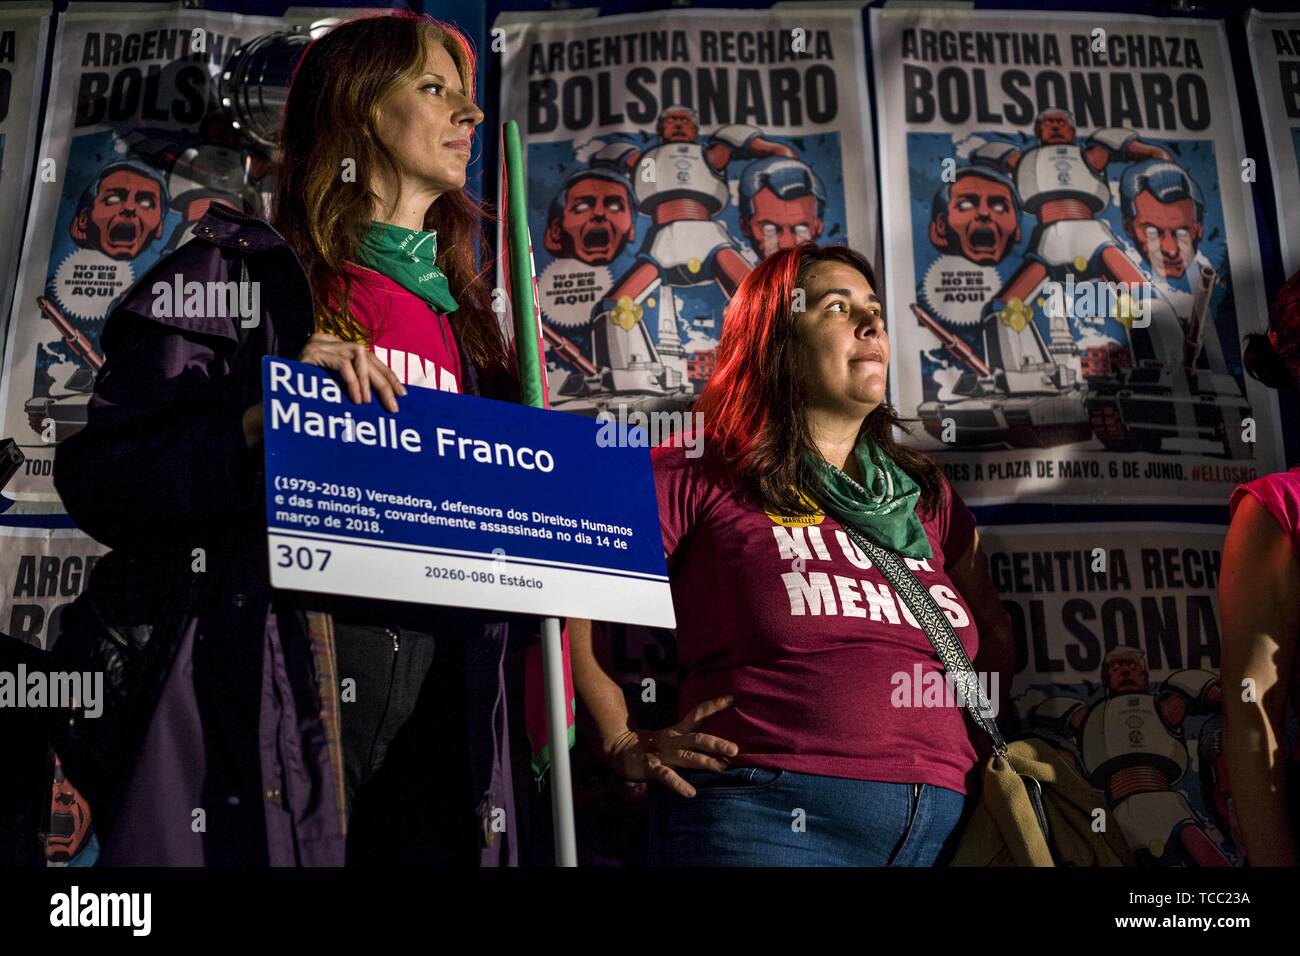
[832,519,1133,867]
[952,737,1134,867]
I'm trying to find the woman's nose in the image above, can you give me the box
[454,94,484,127]
[856,315,884,338]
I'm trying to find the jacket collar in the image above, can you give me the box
[191,201,289,253]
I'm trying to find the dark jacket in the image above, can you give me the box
[53,202,520,866]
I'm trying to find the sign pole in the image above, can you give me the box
[502,119,578,867]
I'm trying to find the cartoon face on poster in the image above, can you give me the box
[497,8,878,418]
[872,9,1282,506]
[984,522,1242,866]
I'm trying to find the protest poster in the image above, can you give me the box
[872,8,1281,505]
[0,2,376,513]
[496,4,877,418]
[1246,10,1300,276]
[983,520,1239,865]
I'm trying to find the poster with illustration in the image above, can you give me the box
[496,4,877,419]
[0,3,378,514]
[0,3,52,376]
[1246,10,1300,277]
[872,7,1282,506]
[0,521,107,650]
[982,521,1240,866]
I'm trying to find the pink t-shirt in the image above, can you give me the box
[1230,468,1300,563]
[653,442,982,794]
[1229,468,1300,764]
[340,262,462,393]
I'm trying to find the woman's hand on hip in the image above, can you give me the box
[611,695,739,798]
[296,331,407,412]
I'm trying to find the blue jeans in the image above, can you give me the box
[649,767,969,866]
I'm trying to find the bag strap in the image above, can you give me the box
[825,508,1009,758]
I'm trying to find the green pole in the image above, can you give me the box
[504,120,545,410]
[502,119,577,867]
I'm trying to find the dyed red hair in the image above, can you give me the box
[695,243,942,516]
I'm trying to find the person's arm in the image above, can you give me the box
[53,312,259,552]
[569,617,637,761]
[569,615,738,798]
[1220,494,1300,866]
[949,528,1016,723]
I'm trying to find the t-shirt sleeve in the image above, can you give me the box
[652,444,709,567]
[934,474,977,568]
[1230,472,1300,563]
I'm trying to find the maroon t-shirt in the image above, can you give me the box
[653,442,982,793]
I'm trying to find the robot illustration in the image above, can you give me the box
[969,108,1172,373]
[914,158,1091,449]
[738,156,827,259]
[581,107,796,400]
[121,121,273,253]
[1018,647,1232,866]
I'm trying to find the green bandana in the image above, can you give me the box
[806,437,932,560]
[354,220,459,314]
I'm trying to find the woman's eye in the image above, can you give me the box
[423,83,444,95]
[828,301,848,312]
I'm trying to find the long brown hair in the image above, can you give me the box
[271,12,507,369]
[695,243,943,516]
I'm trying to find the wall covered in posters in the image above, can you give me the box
[0,0,1295,869]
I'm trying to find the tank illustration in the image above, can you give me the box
[1085,266,1254,459]
[24,296,102,442]
[548,292,694,417]
[913,299,1094,449]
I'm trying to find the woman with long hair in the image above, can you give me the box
[1221,269,1300,866]
[571,243,1016,865]
[53,13,522,866]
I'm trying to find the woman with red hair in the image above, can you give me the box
[1221,269,1300,866]
[571,244,1015,865]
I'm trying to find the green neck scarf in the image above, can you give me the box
[806,437,932,560]
[354,220,459,314]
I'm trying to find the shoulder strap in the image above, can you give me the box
[829,513,1008,757]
